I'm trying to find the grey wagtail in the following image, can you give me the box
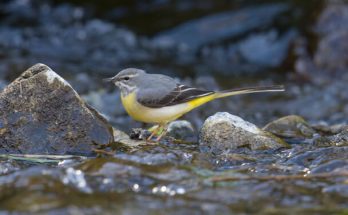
[105,68,284,141]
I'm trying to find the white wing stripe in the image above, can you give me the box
[180,87,196,92]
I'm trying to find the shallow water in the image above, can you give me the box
[1,143,347,214]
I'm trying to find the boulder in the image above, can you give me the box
[199,112,288,154]
[0,64,114,155]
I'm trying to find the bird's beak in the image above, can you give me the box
[103,76,117,83]
[103,76,122,88]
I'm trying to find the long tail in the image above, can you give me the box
[215,85,285,99]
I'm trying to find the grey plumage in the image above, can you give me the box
[107,68,214,108]
[106,68,284,108]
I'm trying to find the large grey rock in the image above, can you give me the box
[199,112,288,154]
[0,64,113,155]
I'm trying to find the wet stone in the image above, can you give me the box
[263,115,316,139]
[129,128,151,141]
[199,112,289,154]
[167,120,196,142]
[313,128,348,147]
[312,123,347,135]
[113,128,145,148]
[0,63,114,155]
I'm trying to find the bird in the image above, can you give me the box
[105,68,284,141]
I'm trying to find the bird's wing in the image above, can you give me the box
[137,84,214,108]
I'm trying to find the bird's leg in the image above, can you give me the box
[147,124,162,141]
[155,123,169,142]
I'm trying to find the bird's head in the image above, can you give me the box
[104,68,146,96]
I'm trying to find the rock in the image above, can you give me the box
[129,128,152,141]
[314,128,348,147]
[154,3,289,51]
[199,112,288,154]
[263,115,316,139]
[113,128,145,148]
[312,123,348,135]
[167,120,196,142]
[0,64,113,155]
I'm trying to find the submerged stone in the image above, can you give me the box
[0,64,114,155]
[199,112,288,154]
[263,115,316,139]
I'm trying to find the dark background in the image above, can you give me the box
[0,0,346,131]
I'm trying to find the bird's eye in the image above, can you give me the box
[124,77,130,81]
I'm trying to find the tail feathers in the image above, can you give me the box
[215,85,285,99]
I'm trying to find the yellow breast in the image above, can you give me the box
[121,91,216,124]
